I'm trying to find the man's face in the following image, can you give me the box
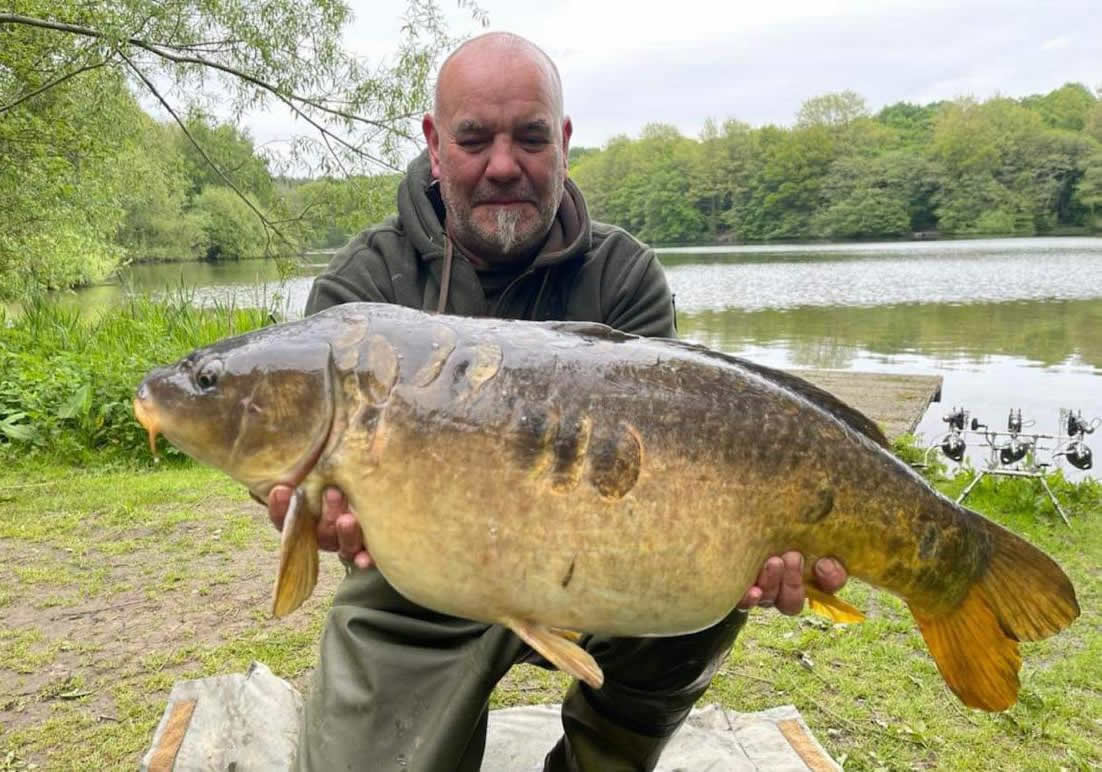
[424,46,572,266]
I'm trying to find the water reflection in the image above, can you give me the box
[676,299,1102,371]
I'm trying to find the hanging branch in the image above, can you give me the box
[113,46,292,252]
[0,59,110,115]
[0,13,417,140]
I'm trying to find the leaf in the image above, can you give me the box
[0,413,36,442]
[58,383,91,420]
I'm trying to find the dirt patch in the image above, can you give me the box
[0,499,344,764]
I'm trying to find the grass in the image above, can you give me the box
[0,457,1099,770]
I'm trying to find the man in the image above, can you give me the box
[267,31,847,771]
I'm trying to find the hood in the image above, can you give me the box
[396,149,592,319]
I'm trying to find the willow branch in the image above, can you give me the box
[266,87,402,173]
[0,14,416,139]
[0,59,109,114]
[114,46,294,251]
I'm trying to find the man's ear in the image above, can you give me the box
[561,116,573,172]
[423,114,442,178]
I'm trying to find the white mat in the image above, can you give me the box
[142,662,840,771]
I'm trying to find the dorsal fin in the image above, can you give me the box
[543,320,638,343]
[655,338,890,449]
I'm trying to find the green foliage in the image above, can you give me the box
[172,115,276,206]
[0,295,273,465]
[280,174,401,249]
[1075,152,1102,228]
[813,152,937,238]
[875,101,942,146]
[796,90,868,129]
[0,64,140,296]
[1021,82,1097,131]
[191,186,272,259]
[1,0,481,291]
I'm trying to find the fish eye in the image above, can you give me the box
[195,359,224,391]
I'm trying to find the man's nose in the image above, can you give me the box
[484,137,522,182]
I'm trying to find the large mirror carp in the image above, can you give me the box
[134,302,1079,711]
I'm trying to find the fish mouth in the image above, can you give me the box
[132,346,338,499]
[133,384,161,458]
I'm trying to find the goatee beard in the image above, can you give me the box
[494,206,522,255]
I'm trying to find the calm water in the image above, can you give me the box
[64,237,1102,479]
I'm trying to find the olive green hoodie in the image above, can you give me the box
[305,150,677,338]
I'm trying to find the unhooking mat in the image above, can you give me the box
[141,661,841,771]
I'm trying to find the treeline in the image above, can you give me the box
[569,86,1102,245]
[0,62,399,299]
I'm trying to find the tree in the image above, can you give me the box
[1076,152,1102,229]
[796,90,868,129]
[0,65,143,294]
[115,116,209,261]
[192,186,269,259]
[172,115,276,205]
[814,152,938,238]
[0,0,485,295]
[876,101,942,146]
[1086,100,1102,144]
[282,175,401,249]
[1022,82,1097,131]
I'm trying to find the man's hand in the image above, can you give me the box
[267,484,374,570]
[737,553,847,616]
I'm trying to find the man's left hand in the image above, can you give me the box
[737,553,847,616]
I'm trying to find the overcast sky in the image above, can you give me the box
[238,0,1100,159]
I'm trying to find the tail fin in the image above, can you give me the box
[908,516,1079,711]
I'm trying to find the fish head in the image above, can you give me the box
[134,325,337,499]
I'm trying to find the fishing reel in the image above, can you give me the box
[967,409,1038,467]
[937,407,969,462]
[1054,409,1099,471]
[998,409,1034,465]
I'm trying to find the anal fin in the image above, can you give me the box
[506,618,604,689]
[272,488,319,618]
[806,587,866,624]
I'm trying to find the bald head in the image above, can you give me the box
[433,32,564,126]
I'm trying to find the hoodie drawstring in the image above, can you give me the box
[437,235,454,314]
[532,267,552,321]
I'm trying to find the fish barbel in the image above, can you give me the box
[133,302,1079,711]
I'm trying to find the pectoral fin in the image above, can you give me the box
[506,618,604,689]
[806,587,865,624]
[272,489,319,618]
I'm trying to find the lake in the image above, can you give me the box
[69,236,1102,481]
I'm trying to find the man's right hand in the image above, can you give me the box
[267,484,374,569]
